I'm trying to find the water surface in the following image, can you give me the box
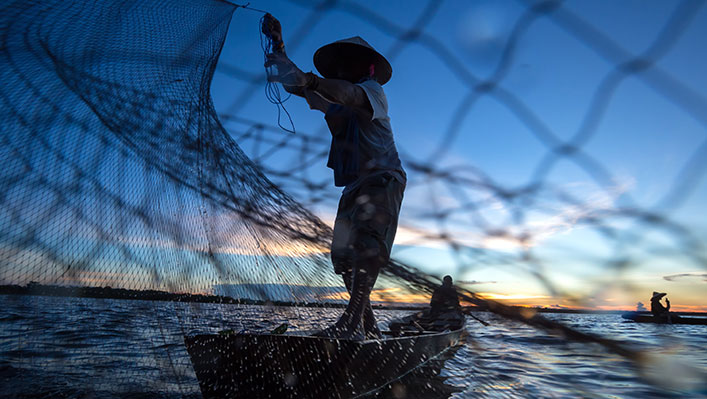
[1,295,705,398]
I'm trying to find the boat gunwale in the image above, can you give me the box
[186,328,465,344]
[350,330,465,398]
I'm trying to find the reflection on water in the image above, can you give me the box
[0,295,705,398]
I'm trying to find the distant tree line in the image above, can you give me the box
[4,282,675,314]
[0,282,424,310]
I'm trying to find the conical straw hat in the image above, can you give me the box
[313,36,392,85]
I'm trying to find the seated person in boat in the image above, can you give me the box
[390,276,464,333]
[650,291,680,322]
[430,275,461,315]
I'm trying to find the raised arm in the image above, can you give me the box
[262,15,310,101]
[265,53,372,115]
[262,15,371,115]
[278,84,330,113]
[308,76,372,115]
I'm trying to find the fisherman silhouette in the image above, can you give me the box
[262,15,406,340]
[430,275,461,315]
[389,275,464,334]
[650,292,680,323]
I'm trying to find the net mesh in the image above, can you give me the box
[1,0,706,398]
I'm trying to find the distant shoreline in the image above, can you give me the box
[1,283,705,316]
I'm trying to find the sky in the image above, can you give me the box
[208,0,707,311]
[3,0,703,313]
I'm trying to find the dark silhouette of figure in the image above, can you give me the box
[430,275,461,315]
[390,276,464,333]
[262,15,405,340]
[650,291,680,323]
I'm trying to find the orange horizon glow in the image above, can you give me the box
[475,298,707,313]
[320,287,706,312]
[319,287,432,304]
[476,292,552,301]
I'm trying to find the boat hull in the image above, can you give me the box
[184,329,464,399]
[621,312,707,325]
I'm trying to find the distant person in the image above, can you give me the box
[261,15,405,340]
[390,275,464,333]
[650,292,680,323]
[430,275,461,315]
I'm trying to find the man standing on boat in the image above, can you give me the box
[262,16,406,339]
[650,291,680,323]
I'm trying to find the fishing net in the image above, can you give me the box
[1,0,706,398]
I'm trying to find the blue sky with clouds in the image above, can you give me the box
[208,0,707,309]
[1,0,703,310]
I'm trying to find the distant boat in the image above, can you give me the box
[621,311,707,325]
[184,328,465,398]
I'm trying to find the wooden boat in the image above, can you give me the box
[621,312,707,325]
[184,328,465,399]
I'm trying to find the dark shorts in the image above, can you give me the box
[330,173,405,274]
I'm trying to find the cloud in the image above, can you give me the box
[0,243,149,288]
[214,283,346,303]
[317,286,432,304]
[74,222,331,258]
[663,272,707,282]
[391,177,636,253]
[30,206,332,260]
[477,292,550,300]
[456,280,496,285]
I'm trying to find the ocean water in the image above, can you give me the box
[0,295,705,399]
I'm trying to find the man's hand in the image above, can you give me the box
[261,13,283,46]
[265,53,308,87]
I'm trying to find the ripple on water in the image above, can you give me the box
[1,296,706,398]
